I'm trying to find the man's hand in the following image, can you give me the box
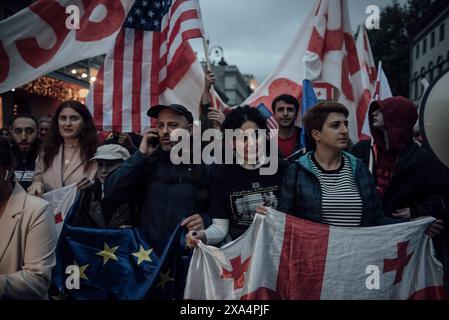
[207,107,225,130]
[117,133,135,150]
[181,214,204,231]
[425,219,444,237]
[392,208,411,219]
[139,128,159,156]
[205,70,215,91]
[185,230,206,249]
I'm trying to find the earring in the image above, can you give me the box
[4,170,9,182]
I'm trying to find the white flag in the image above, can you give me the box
[43,184,77,237]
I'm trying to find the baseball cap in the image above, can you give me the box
[90,144,130,161]
[147,104,193,124]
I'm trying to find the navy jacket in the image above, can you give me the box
[277,151,402,226]
[103,150,211,254]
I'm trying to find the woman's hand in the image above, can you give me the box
[27,182,44,197]
[425,219,444,237]
[181,214,204,231]
[392,208,411,219]
[256,204,268,216]
[185,230,206,249]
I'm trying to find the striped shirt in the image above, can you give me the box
[311,154,363,227]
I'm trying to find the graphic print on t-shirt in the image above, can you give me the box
[229,185,279,226]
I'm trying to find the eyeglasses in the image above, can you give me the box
[14,128,36,135]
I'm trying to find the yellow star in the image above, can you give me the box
[157,268,174,291]
[73,260,89,280]
[132,245,153,265]
[96,242,119,266]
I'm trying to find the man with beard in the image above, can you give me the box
[272,94,304,161]
[10,116,40,189]
[104,104,210,254]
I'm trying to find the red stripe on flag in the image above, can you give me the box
[160,40,196,90]
[132,29,144,133]
[150,32,160,107]
[112,29,125,132]
[277,216,330,299]
[93,66,104,131]
[167,10,199,47]
[169,0,189,21]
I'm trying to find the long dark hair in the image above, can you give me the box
[42,100,98,171]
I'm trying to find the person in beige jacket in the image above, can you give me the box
[28,101,98,196]
[0,137,57,299]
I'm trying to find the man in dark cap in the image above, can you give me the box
[104,104,210,254]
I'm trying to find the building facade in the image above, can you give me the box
[409,0,449,103]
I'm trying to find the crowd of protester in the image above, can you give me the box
[0,71,448,300]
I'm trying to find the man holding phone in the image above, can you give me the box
[103,104,211,255]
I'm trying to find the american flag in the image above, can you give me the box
[86,0,205,133]
[256,103,279,139]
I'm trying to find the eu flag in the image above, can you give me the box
[50,195,191,300]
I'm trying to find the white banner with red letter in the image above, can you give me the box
[0,0,135,93]
[184,208,446,300]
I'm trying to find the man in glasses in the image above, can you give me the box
[10,115,40,189]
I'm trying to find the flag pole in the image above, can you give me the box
[202,38,217,109]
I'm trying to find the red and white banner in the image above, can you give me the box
[184,208,446,300]
[239,1,319,125]
[0,0,135,94]
[355,24,377,140]
[233,0,370,142]
[302,0,365,143]
[43,184,78,237]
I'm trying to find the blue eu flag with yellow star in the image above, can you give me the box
[50,195,191,300]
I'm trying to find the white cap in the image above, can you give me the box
[90,144,130,161]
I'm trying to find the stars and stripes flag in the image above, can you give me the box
[86,0,205,133]
[185,208,447,300]
[256,103,279,139]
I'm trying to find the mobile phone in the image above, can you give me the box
[148,135,159,147]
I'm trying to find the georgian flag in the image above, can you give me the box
[184,208,446,300]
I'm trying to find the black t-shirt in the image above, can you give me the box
[208,159,288,240]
